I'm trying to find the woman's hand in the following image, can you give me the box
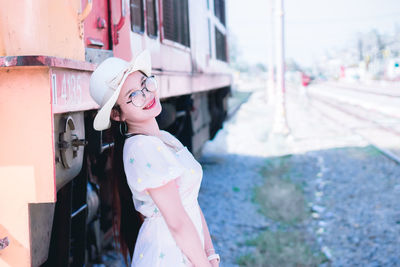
[204,246,219,267]
[210,259,219,267]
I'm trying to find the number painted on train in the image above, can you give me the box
[51,69,98,114]
[60,74,82,105]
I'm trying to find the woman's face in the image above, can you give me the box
[114,71,162,123]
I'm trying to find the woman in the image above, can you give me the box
[89,50,220,267]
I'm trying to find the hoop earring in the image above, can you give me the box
[119,121,128,136]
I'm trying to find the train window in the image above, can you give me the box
[130,0,144,33]
[163,0,190,47]
[146,0,157,37]
[215,27,227,61]
[214,0,226,26]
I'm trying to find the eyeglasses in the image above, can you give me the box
[126,75,158,107]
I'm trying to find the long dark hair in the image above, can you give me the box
[108,105,144,265]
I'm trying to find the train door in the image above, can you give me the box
[83,0,110,50]
[83,0,115,63]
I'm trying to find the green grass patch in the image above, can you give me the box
[256,157,308,224]
[347,146,382,159]
[237,230,327,267]
[237,156,327,267]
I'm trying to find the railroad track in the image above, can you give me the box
[311,94,400,137]
[303,86,400,164]
[321,81,400,98]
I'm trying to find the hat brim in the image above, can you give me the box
[93,50,152,131]
[93,83,122,131]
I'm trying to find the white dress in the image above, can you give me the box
[123,130,205,267]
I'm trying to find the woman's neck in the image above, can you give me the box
[126,118,161,137]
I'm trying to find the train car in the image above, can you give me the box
[0,0,232,266]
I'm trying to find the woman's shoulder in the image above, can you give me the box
[124,133,162,149]
[123,130,184,156]
[159,130,184,149]
[122,135,165,165]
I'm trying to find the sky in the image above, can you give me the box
[226,0,400,67]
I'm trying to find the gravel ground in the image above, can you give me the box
[198,87,400,266]
[100,84,400,266]
[288,148,400,266]
[303,82,400,266]
[198,153,269,266]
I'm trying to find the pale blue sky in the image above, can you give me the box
[227,0,400,67]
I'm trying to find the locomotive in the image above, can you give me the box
[0,0,231,266]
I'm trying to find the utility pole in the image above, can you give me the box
[272,0,290,135]
[267,0,275,103]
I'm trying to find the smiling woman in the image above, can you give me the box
[89,50,219,267]
[125,75,157,109]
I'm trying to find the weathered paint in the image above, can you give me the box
[0,0,85,60]
[0,55,96,70]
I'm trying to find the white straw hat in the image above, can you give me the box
[89,50,151,131]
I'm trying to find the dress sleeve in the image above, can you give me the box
[124,135,185,192]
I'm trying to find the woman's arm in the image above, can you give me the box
[148,179,211,267]
[199,206,219,266]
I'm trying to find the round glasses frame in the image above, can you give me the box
[126,75,157,107]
